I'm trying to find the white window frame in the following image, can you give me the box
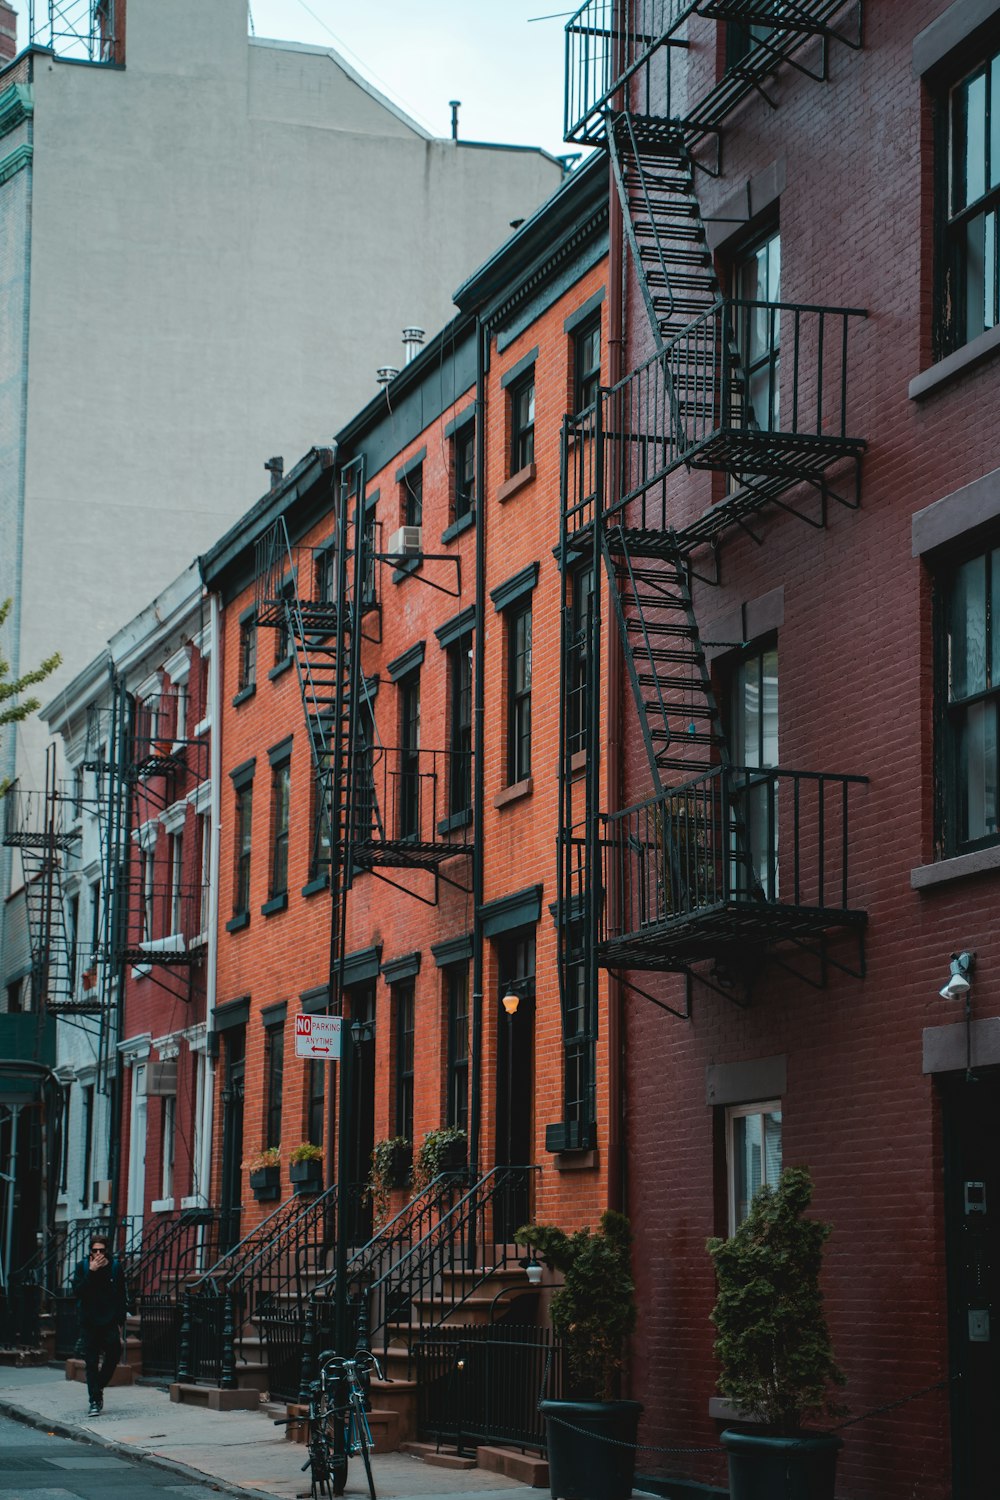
[726,1099,782,1234]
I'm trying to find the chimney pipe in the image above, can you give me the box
[402,327,425,365]
[376,366,400,388]
[265,456,283,490]
[449,100,461,141]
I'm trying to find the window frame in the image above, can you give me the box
[448,638,473,817]
[452,422,476,522]
[572,313,602,415]
[398,669,421,841]
[510,371,536,474]
[234,780,253,917]
[402,463,423,530]
[393,981,415,1143]
[726,1100,783,1233]
[939,44,1000,356]
[269,757,291,899]
[566,563,595,760]
[238,615,257,691]
[561,926,595,1128]
[264,1021,284,1151]
[732,228,781,434]
[446,965,470,1134]
[935,540,1000,855]
[507,601,533,784]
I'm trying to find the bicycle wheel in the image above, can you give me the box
[308,1432,332,1500]
[328,1413,348,1498]
[356,1418,375,1500]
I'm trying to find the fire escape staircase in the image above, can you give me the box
[558,0,869,993]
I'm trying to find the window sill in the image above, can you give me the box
[232,684,256,707]
[911,841,1000,890]
[268,656,293,682]
[151,1197,175,1213]
[552,1148,600,1173]
[193,717,211,737]
[226,911,250,933]
[392,557,423,585]
[261,892,288,917]
[494,777,533,810]
[438,807,473,834]
[302,873,329,898]
[909,323,1000,401]
[497,463,536,503]
[442,510,475,544]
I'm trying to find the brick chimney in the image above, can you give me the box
[0,3,17,63]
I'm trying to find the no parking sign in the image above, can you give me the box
[294,1012,342,1060]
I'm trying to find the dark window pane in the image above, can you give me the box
[454,426,475,519]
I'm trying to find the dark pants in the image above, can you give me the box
[82,1323,121,1403]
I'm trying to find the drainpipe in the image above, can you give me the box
[606,150,626,1218]
[198,590,222,1209]
[469,319,488,1180]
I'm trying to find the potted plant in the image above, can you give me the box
[244,1146,281,1202]
[411,1127,467,1193]
[366,1136,411,1227]
[707,1166,846,1500]
[288,1142,323,1196]
[515,1210,640,1500]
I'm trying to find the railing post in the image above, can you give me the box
[220,1290,237,1389]
[177,1289,192,1382]
[298,1297,318,1405]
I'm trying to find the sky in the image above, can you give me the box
[16,0,576,161]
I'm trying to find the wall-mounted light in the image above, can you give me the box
[501,988,520,1016]
[523,1256,543,1287]
[940,951,975,1001]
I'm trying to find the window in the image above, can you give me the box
[735,231,780,431]
[61,1085,70,1193]
[566,564,594,759]
[161,1095,176,1200]
[270,759,291,897]
[562,931,594,1127]
[174,681,188,743]
[943,47,1000,352]
[234,781,253,915]
[6,976,24,1013]
[142,849,155,941]
[72,763,84,819]
[314,545,336,606]
[394,982,415,1143]
[306,1059,325,1148]
[446,966,469,1133]
[238,616,257,691]
[726,21,774,69]
[510,372,535,472]
[67,892,80,990]
[399,671,421,840]
[728,644,779,897]
[197,814,211,934]
[309,774,332,880]
[939,545,1000,851]
[453,424,475,521]
[727,1102,782,1231]
[169,831,184,935]
[81,1083,94,1206]
[265,1023,284,1150]
[89,878,101,957]
[275,581,295,665]
[448,640,472,817]
[573,315,601,414]
[402,464,423,529]
[507,602,533,783]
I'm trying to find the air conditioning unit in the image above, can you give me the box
[387,525,422,558]
[545,1120,597,1154]
[93,1179,112,1205]
[144,1060,178,1096]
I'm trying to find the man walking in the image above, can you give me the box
[71,1234,128,1416]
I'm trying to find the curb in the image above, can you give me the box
[0,1396,281,1500]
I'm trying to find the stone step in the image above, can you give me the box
[477,1445,549,1488]
[400,1442,476,1471]
[169,1381,260,1410]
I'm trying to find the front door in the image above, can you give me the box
[943,1072,1000,1498]
[219,1029,246,1252]
[495,933,536,1242]
[345,984,376,1244]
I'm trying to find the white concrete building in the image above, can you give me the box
[0,0,563,983]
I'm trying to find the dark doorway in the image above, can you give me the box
[344,984,376,1245]
[942,1071,1000,1499]
[494,932,536,1242]
[219,1029,246,1252]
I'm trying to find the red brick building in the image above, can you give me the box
[199,158,611,1297]
[561,2,1000,1496]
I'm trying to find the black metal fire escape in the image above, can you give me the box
[559,0,868,1011]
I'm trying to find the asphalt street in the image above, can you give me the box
[0,1411,226,1498]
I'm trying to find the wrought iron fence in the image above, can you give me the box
[416,1324,563,1454]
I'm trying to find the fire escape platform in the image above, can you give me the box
[683,426,865,477]
[599,899,867,972]
[352,838,473,872]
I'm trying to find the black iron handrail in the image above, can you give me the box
[359,1166,539,1379]
[130,1208,219,1299]
[597,764,867,942]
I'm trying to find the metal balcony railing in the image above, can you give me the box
[352,747,474,869]
[586,765,867,968]
[563,299,866,549]
[565,0,693,144]
[118,878,209,966]
[2,781,78,851]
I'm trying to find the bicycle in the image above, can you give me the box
[299,1347,383,1500]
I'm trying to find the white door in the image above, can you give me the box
[126,1063,148,1231]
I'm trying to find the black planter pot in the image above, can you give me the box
[288,1160,323,1196]
[540,1398,642,1500]
[389,1143,412,1188]
[721,1429,843,1500]
[248,1166,281,1202]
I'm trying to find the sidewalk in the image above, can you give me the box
[0,1364,531,1500]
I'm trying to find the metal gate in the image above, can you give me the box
[415,1324,562,1455]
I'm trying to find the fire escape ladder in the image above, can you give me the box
[608,111,722,354]
[604,527,727,792]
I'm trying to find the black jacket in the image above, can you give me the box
[72,1257,129,1329]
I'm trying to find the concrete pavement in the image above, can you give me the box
[0,1365,531,1500]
